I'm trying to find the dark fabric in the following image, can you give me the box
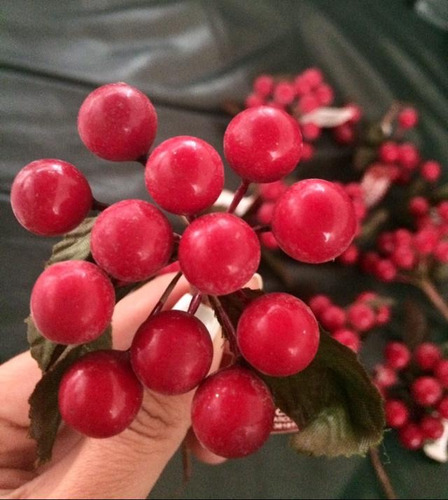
[1,0,447,498]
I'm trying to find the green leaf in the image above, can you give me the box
[46,216,97,266]
[26,316,67,372]
[217,291,385,458]
[28,325,113,465]
[258,331,385,458]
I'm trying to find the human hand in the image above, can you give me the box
[0,272,262,499]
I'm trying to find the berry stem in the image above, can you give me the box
[208,295,239,357]
[188,292,203,315]
[151,271,183,317]
[227,179,251,214]
[417,277,448,323]
[369,446,398,500]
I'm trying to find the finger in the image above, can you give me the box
[186,272,264,465]
[111,272,191,350]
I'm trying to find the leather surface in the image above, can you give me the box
[1,1,447,497]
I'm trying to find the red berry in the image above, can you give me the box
[301,122,321,142]
[297,94,320,114]
[375,304,391,326]
[293,75,312,96]
[91,199,173,282]
[145,136,224,216]
[384,341,411,370]
[130,310,213,395]
[399,423,424,450]
[78,82,157,161]
[373,364,398,388]
[245,93,265,108]
[258,180,288,201]
[408,196,429,217]
[315,84,334,106]
[332,123,355,145]
[178,213,260,295]
[59,350,143,438]
[256,202,275,225]
[385,399,409,428]
[253,74,274,98]
[301,68,323,89]
[434,359,448,388]
[273,81,295,105]
[338,244,359,265]
[437,397,448,418]
[420,415,444,441]
[413,342,442,371]
[271,179,357,264]
[308,294,332,316]
[319,305,346,331]
[421,160,441,182]
[301,142,315,161]
[398,107,418,129]
[378,141,399,163]
[191,367,275,458]
[411,376,443,407]
[237,293,320,376]
[30,261,115,345]
[398,142,420,170]
[347,303,376,332]
[223,106,302,183]
[331,329,361,352]
[10,159,92,236]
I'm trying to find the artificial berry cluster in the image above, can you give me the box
[243,68,362,161]
[308,292,391,353]
[358,199,448,283]
[373,341,448,451]
[10,82,360,460]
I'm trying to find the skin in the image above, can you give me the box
[0,272,265,499]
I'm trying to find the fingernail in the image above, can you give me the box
[252,272,264,290]
[172,294,221,341]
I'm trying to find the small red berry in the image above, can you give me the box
[385,399,409,428]
[411,376,443,407]
[384,341,411,370]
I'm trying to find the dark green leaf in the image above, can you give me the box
[46,216,97,266]
[258,330,385,457]
[26,316,67,372]
[217,292,385,457]
[28,324,113,464]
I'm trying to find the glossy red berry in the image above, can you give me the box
[59,350,143,438]
[223,106,302,183]
[399,423,424,450]
[347,303,376,332]
[10,159,92,236]
[420,415,444,441]
[91,199,173,282]
[397,107,418,129]
[384,341,411,370]
[271,179,357,264]
[434,359,448,388]
[385,399,409,428]
[30,260,115,345]
[178,212,260,295]
[237,293,320,376]
[331,328,360,353]
[411,376,443,407]
[130,310,213,395]
[319,305,346,331]
[78,82,157,161]
[145,136,224,216]
[191,366,275,458]
[413,342,442,371]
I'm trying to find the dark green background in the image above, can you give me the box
[1,1,448,497]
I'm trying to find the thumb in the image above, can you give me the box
[30,274,222,499]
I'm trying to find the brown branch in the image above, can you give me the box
[369,446,398,500]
